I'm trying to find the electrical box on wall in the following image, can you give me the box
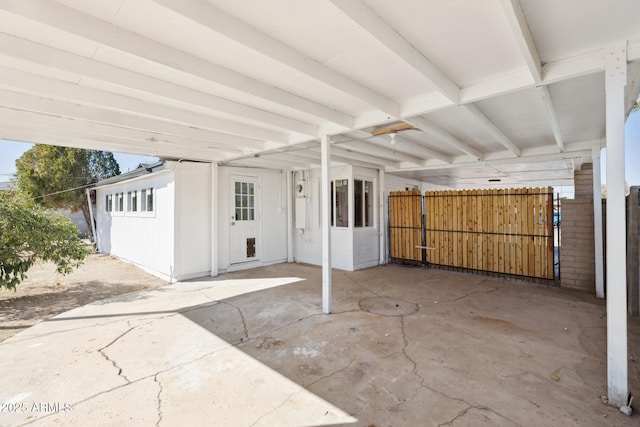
[295,198,306,229]
[295,180,306,198]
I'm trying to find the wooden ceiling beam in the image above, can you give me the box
[0,33,318,136]
[328,0,459,103]
[0,67,283,146]
[155,0,399,117]
[0,0,355,129]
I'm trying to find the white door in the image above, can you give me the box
[229,175,260,264]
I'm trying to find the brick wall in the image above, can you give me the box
[560,164,596,292]
[573,163,594,199]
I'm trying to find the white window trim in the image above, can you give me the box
[105,194,113,214]
[139,187,156,217]
[354,177,376,229]
[112,192,125,216]
[126,189,141,216]
[330,176,350,229]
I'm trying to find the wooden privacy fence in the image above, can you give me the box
[388,190,423,262]
[389,187,555,281]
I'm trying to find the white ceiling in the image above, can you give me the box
[0,0,639,189]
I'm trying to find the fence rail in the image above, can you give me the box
[389,187,555,281]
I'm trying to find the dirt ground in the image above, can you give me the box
[0,254,167,342]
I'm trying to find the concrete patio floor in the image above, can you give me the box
[1,263,638,426]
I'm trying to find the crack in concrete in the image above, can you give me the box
[306,357,356,388]
[247,358,356,427]
[178,301,219,315]
[342,273,381,297]
[98,327,135,383]
[18,340,245,427]
[240,307,366,348]
[440,286,499,303]
[398,316,518,425]
[438,405,521,426]
[438,405,473,426]
[154,373,164,427]
[219,301,249,342]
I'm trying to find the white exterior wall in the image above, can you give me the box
[293,165,380,271]
[175,162,212,280]
[217,167,288,272]
[95,161,212,282]
[96,171,176,281]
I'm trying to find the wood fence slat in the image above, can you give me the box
[524,188,530,276]
[456,191,462,268]
[389,186,554,281]
[414,191,421,261]
[546,186,554,279]
[533,188,541,279]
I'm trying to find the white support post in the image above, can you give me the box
[379,169,386,264]
[321,134,332,314]
[211,162,219,277]
[286,170,294,262]
[604,44,628,408]
[592,145,604,299]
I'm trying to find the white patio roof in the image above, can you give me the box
[0,0,639,188]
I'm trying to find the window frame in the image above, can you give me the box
[233,181,256,222]
[127,190,138,213]
[114,192,124,213]
[354,178,375,228]
[105,194,113,213]
[331,178,349,228]
[141,187,154,214]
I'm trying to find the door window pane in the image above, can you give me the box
[234,180,255,221]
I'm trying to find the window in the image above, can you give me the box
[115,192,124,212]
[234,181,255,221]
[354,180,374,227]
[141,188,154,212]
[127,190,138,212]
[105,194,113,212]
[331,179,349,227]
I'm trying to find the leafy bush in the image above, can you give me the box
[0,191,89,290]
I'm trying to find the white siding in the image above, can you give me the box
[175,162,212,280]
[293,165,380,271]
[96,171,176,280]
[95,161,213,282]
[217,167,288,271]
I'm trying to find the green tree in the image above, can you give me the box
[633,100,639,112]
[0,191,89,290]
[15,145,120,236]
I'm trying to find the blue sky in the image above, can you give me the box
[0,140,158,181]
